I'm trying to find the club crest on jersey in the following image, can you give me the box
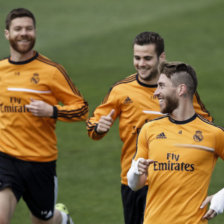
[123,96,133,104]
[31,73,40,84]
[193,130,203,142]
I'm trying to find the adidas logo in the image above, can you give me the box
[123,96,133,104]
[156,132,167,139]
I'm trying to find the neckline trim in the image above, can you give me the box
[169,113,197,124]
[136,74,158,88]
[8,52,39,65]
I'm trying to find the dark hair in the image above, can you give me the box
[160,61,198,97]
[133,31,164,57]
[5,8,36,30]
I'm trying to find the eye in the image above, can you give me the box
[134,56,140,60]
[14,26,22,31]
[144,56,152,61]
[26,26,34,31]
[158,83,165,89]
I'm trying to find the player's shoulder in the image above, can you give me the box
[111,73,137,90]
[36,53,66,73]
[197,114,224,132]
[144,115,169,128]
[0,56,9,65]
[100,74,137,103]
[139,116,168,136]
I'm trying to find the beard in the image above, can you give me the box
[161,94,179,114]
[146,67,159,81]
[9,35,35,54]
[141,67,158,81]
[138,61,159,82]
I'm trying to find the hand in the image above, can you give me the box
[201,195,217,220]
[138,159,154,175]
[96,109,115,133]
[26,98,53,117]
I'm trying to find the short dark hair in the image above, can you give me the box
[160,61,198,97]
[5,8,36,30]
[133,31,164,57]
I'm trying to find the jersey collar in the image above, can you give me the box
[136,74,158,88]
[8,51,39,65]
[169,113,197,124]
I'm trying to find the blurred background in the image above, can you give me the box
[0,0,223,223]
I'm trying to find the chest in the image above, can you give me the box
[0,64,53,104]
[148,127,216,169]
[119,87,161,122]
[0,65,50,88]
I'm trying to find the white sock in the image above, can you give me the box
[60,211,68,224]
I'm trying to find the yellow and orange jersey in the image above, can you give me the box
[134,114,224,224]
[0,52,88,162]
[87,73,212,185]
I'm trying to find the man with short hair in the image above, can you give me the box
[127,61,224,223]
[0,8,88,224]
[87,32,212,224]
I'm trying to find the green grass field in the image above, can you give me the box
[0,0,224,223]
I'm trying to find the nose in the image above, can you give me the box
[154,87,160,98]
[139,59,145,66]
[20,28,28,36]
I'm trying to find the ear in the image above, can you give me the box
[159,52,166,62]
[4,29,9,40]
[178,84,187,97]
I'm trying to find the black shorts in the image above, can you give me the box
[0,151,57,220]
[121,184,148,224]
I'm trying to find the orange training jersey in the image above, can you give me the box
[87,74,212,185]
[0,52,88,162]
[134,114,224,224]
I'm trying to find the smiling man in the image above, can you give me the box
[127,61,224,223]
[87,32,212,224]
[0,8,88,224]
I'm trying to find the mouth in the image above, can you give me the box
[17,39,30,43]
[138,67,150,74]
[158,96,164,104]
[139,68,147,72]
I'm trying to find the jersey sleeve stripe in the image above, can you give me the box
[57,102,88,118]
[112,74,137,87]
[195,91,212,120]
[102,74,137,104]
[197,114,224,131]
[87,74,137,129]
[37,55,81,96]
[58,104,88,114]
[86,120,96,130]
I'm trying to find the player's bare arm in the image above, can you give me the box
[26,98,53,117]
[96,109,115,133]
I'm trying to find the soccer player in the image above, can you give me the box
[87,32,213,224]
[0,8,88,224]
[127,61,224,223]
